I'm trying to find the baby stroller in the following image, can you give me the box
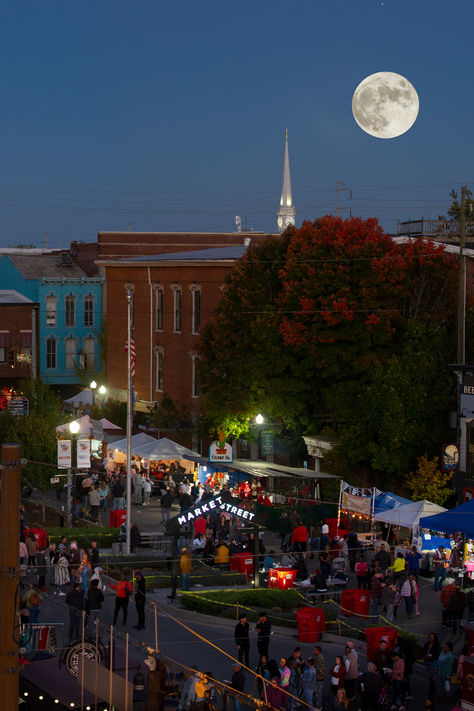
[332,557,346,575]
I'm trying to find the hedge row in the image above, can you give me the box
[47,526,120,550]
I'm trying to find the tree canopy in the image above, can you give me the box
[198,216,459,482]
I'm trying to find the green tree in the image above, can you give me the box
[405,455,452,505]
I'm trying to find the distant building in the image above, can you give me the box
[0,250,103,385]
[0,290,39,383]
[277,129,296,233]
[97,237,274,417]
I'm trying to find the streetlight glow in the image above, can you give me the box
[98,385,107,395]
[90,380,97,390]
[255,413,264,425]
[69,421,80,435]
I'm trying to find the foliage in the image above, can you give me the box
[17,378,61,421]
[447,188,474,221]
[198,216,459,481]
[93,399,128,429]
[47,526,120,549]
[150,393,191,429]
[405,455,453,505]
[180,587,304,613]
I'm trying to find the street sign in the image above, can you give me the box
[209,439,233,463]
[50,476,60,484]
[261,431,274,457]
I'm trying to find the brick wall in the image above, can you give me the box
[0,304,38,381]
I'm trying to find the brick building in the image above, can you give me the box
[98,238,273,418]
[0,290,39,383]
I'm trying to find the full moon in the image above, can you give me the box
[352,71,419,139]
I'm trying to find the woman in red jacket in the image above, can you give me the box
[111,573,133,625]
[329,655,346,695]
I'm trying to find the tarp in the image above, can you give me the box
[374,499,447,529]
[133,436,202,461]
[420,497,474,538]
[373,491,412,515]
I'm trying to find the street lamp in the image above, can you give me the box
[67,420,80,527]
[98,385,106,396]
[255,413,264,425]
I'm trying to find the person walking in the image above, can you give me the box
[313,645,326,709]
[433,545,447,591]
[329,655,345,695]
[180,547,192,591]
[26,532,38,569]
[161,487,174,523]
[111,573,132,625]
[133,571,146,630]
[406,546,422,579]
[36,547,48,591]
[400,573,417,619]
[291,522,308,554]
[65,582,84,641]
[98,480,109,510]
[89,540,100,573]
[234,614,250,667]
[343,645,359,701]
[54,550,70,595]
[369,571,383,618]
[301,658,316,707]
[278,512,292,551]
[133,469,143,505]
[143,475,152,505]
[355,555,369,589]
[256,612,271,658]
[231,663,245,711]
[112,477,125,510]
[435,642,453,700]
[85,578,104,630]
[88,484,101,522]
[382,581,397,622]
[423,633,441,697]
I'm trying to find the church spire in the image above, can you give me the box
[277,129,296,233]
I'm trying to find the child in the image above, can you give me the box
[355,556,369,589]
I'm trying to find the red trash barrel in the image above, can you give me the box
[351,589,370,618]
[296,607,325,643]
[340,589,354,616]
[230,552,254,579]
[269,568,297,589]
[364,626,398,661]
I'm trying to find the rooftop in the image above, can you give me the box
[4,253,87,280]
[0,290,34,304]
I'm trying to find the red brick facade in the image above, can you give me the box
[0,304,39,382]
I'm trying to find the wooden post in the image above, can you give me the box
[0,444,21,711]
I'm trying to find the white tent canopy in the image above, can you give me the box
[56,415,123,435]
[133,436,202,461]
[63,389,94,407]
[111,432,157,453]
[374,499,447,530]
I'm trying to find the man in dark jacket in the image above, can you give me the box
[89,540,100,573]
[231,664,245,711]
[234,614,250,667]
[65,582,84,641]
[278,512,292,550]
[160,487,174,523]
[359,662,383,711]
[256,612,271,658]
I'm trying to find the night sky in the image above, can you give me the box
[0,0,472,246]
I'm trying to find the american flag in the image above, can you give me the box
[125,333,136,377]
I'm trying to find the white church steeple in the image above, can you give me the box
[277,129,296,233]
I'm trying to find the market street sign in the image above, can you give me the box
[166,491,258,534]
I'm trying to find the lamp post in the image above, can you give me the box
[125,283,135,555]
[255,413,264,459]
[67,420,80,528]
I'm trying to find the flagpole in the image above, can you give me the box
[125,284,134,556]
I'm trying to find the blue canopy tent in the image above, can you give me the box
[373,491,412,516]
[419,498,474,538]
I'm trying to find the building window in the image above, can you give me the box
[172,286,182,332]
[65,338,76,369]
[191,354,200,398]
[84,295,94,327]
[46,295,57,327]
[65,295,75,327]
[84,337,95,369]
[191,286,201,334]
[46,338,56,369]
[155,286,164,331]
[20,331,32,364]
[0,348,5,363]
[155,347,164,391]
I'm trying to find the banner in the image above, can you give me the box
[342,490,372,515]
[77,440,91,469]
[57,440,71,469]
[209,439,233,463]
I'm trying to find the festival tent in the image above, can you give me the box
[374,499,447,529]
[133,436,202,461]
[63,389,94,407]
[110,432,157,453]
[56,415,123,436]
[373,491,412,515]
[419,498,474,538]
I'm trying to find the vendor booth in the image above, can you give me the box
[374,499,447,535]
[420,498,474,538]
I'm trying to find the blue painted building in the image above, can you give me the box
[0,249,103,385]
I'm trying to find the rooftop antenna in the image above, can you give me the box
[44,231,48,249]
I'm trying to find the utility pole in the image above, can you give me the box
[125,283,135,555]
[335,181,352,217]
[0,444,21,711]
[457,185,467,364]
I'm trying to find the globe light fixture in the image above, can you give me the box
[255,413,264,425]
[98,385,107,396]
[69,421,80,435]
[90,380,97,390]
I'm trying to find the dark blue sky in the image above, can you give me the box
[0,0,472,247]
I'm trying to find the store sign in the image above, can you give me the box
[166,492,257,533]
[57,440,72,469]
[442,443,459,472]
[9,396,29,416]
[209,439,233,463]
[77,440,91,469]
[342,490,372,515]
